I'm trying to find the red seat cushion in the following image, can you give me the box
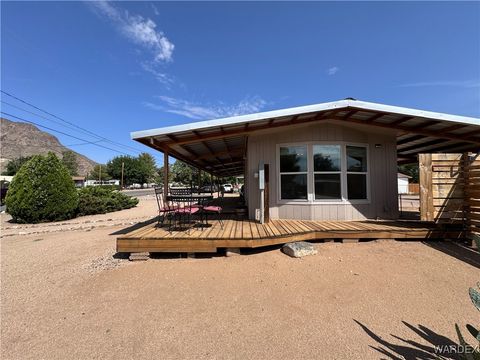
[174,207,200,214]
[203,206,222,212]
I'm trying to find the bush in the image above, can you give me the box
[77,187,138,216]
[5,153,79,223]
[95,184,121,191]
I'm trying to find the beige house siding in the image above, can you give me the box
[246,120,399,221]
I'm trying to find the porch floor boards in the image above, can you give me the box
[116,216,456,253]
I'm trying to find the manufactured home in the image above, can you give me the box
[118,99,480,253]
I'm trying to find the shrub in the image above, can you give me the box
[5,153,79,223]
[77,187,138,216]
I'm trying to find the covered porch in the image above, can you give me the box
[118,99,479,254]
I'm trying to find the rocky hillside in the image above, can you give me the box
[0,118,97,176]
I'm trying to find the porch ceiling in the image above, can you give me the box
[133,99,480,175]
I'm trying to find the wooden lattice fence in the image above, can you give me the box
[419,153,480,243]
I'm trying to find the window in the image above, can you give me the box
[346,146,368,200]
[279,146,308,200]
[313,145,341,199]
[277,143,369,203]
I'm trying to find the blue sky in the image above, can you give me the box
[2,1,479,166]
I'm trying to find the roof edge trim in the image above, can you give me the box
[131,99,480,140]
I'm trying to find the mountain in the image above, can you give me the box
[0,117,97,176]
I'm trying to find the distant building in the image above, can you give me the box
[85,179,120,187]
[0,175,14,206]
[72,176,86,188]
[397,173,411,194]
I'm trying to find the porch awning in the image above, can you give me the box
[131,99,480,176]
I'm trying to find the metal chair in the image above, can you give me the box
[154,187,175,227]
[202,200,224,230]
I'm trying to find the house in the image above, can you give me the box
[397,173,411,194]
[72,176,86,188]
[0,175,13,207]
[130,99,479,223]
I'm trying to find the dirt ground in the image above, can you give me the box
[1,201,479,359]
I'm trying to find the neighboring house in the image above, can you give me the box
[85,179,120,187]
[72,176,86,188]
[0,175,13,206]
[397,173,411,194]
[130,99,480,222]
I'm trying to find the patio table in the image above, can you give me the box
[166,194,214,228]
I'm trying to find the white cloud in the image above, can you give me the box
[90,1,174,63]
[398,80,480,88]
[141,62,174,86]
[327,66,339,76]
[150,3,160,16]
[143,95,268,119]
[142,101,164,111]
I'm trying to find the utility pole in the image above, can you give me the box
[121,161,125,189]
[99,165,102,184]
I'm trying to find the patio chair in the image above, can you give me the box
[154,187,175,227]
[202,202,224,230]
[170,196,200,233]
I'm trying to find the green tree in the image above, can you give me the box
[5,152,78,223]
[106,155,139,186]
[106,154,157,187]
[137,153,157,185]
[170,160,195,185]
[169,160,215,187]
[88,164,112,181]
[1,156,33,176]
[157,166,165,185]
[398,164,419,183]
[61,150,79,176]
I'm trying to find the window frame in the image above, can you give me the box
[346,145,369,201]
[276,142,370,205]
[278,144,309,202]
[312,144,342,201]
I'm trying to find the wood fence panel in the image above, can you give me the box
[408,183,419,194]
[419,152,480,241]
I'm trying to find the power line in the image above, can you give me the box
[1,112,133,156]
[1,140,103,149]
[0,90,143,154]
[2,99,137,152]
[1,100,100,138]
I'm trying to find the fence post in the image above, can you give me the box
[419,153,434,221]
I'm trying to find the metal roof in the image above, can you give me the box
[132,99,480,176]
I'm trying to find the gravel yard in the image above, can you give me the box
[1,201,479,359]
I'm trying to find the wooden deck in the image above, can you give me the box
[116,216,460,253]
